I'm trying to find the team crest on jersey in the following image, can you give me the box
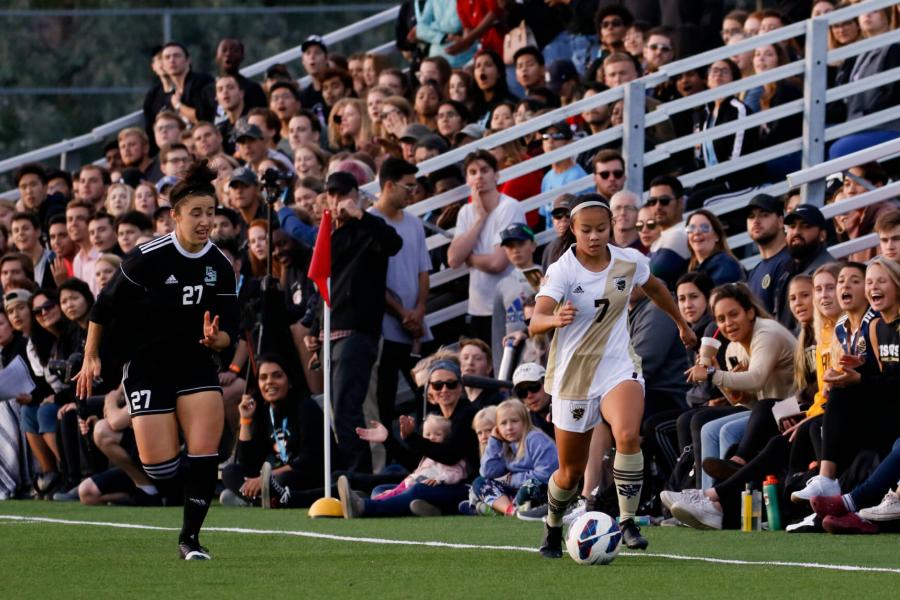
[613,276,627,292]
[856,337,867,355]
[573,285,584,294]
[204,266,217,285]
[762,274,771,289]
[570,404,586,421]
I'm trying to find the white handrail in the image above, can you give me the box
[0,5,400,174]
[787,138,900,188]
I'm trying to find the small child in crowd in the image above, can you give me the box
[371,415,466,500]
[461,399,558,516]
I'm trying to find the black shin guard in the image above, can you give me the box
[181,454,218,545]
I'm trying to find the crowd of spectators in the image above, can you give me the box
[1,0,899,535]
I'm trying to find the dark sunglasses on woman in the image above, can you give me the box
[430,380,460,391]
[514,381,543,399]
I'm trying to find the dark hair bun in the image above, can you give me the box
[169,159,218,206]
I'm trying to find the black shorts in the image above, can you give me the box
[123,355,221,417]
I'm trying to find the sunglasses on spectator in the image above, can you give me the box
[648,44,672,52]
[635,219,657,231]
[551,208,571,219]
[542,132,568,141]
[686,223,714,234]
[601,18,624,29]
[430,379,460,391]
[645,195,674,207]
[514,381,543,399]
[595,169,624,180]
[34,301,57,314]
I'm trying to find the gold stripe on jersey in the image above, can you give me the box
[557,259,637,399]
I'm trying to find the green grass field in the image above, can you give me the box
[1,500,897,599]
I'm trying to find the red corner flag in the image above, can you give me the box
[308,209,332,307]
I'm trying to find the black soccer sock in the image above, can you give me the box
[181,454,219,545]
[142,456,184,503]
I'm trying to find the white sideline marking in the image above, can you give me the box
[2,514,899,574]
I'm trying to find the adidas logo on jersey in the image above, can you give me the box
[165,275,178,284]
[573,285,584,294]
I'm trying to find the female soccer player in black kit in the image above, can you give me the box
[75,162,238,560]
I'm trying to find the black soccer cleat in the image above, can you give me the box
[539,523,564,559]
[619,518,649,550]
[178,540,211,560]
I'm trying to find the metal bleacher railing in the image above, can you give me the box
[2,1,898,328]
[0,5,401,181]
[391,0,900,326]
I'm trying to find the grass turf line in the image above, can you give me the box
[1,501,898,599]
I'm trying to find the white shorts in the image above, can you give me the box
[551,369,644,434]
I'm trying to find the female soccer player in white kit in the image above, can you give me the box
[529,195,695,557]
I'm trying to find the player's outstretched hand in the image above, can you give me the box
[556,301,577,328]
[200,311,227,350]
[74,354,102,399]
[356,420,388,443]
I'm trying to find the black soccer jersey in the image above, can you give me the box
[91,233,239,364]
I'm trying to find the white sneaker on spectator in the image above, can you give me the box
[671,494,723,530]
[791,475,840,504]
[858,491,900,522]
[562,497,587,526]
[660,488,705,512]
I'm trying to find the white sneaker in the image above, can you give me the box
[858,491,900,522]
[671,493,723,530]
[562,497,587,526]
[791,475,840,504]
[660,488,705,512]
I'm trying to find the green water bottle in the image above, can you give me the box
[763,475,782,531]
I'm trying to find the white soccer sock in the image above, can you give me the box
[613,451,644,521]
[547,476,579,527]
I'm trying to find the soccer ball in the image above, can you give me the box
[565,511,622,565]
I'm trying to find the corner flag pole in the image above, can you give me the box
[307,210,341,517]
[322,276,333,498]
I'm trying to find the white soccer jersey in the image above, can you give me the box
[537,244,651,401]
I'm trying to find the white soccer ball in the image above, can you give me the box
[565,511,622,565]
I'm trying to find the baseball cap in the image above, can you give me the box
[301,35,327,53]
[325,171,359,195]
[784,204,827,229]
[745,193,782,216]
[3,289,32,309]
[233,120,264,143]
[499,223,536,246]
[548,59,578,94]
[454,123,485,144]
[399,123,432,143]
[228,166,258,188]
[513,363,546,387]
[553,195,573,211]
[542,121,573,141]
